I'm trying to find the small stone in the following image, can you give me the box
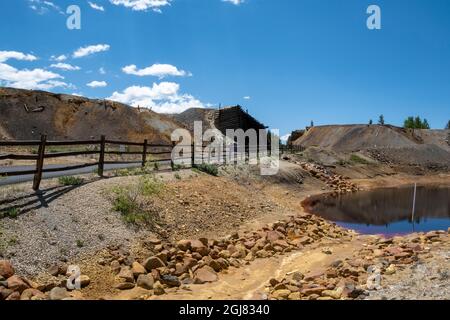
[190,240,209,256]
[110,260,121,274]
[114,282,135,290]
[160,275,181,287]
[49,287,69,300]
[7,275,29,293]
[5,291,20,300]
[79,275,91,288]
[384,264,396,275]
[20,288,46,300]
[48,265,60,277]
[322,288,343,299]
[219,250,231,259]
[143,256,166,271]
[193,266,218,284]
[118,267,134,283]
[0,260,15,279]
[0,287,14,299]
[288,292,301,300]
[322,247,333,255]
[137,274,154,290]
[131,262,146,277]
[177,240,191,251]
[153,281,165,295]
[256,250,271,258]
[272,289,291,299]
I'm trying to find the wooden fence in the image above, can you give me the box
[0,135,173,191]
[0,135,280,191]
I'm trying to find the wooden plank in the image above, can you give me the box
[42,162,99,173]
[0,169,37,177]
[46,140,100,146]
[0,154,39,161]
[0,140,40,146]
[33,135,47,191]
[44,151,99,158]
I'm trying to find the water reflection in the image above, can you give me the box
[303,185,450,235]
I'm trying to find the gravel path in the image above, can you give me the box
[367,246,450,300]
[0,177,146,276]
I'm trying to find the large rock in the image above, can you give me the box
[136,274,154,290]
[177,240,191,251]
[190,240,209,256]
[131,262,146,278]
[272,289,291,300]
[49,287,69,300]
[118,267,134,283]
[193,266,218,284]
[7,275,29,293]
[20,288,46,300]
[143,256,166,271]
[0,260,15,279]
[160,275,181,287]
[114,282,135,290]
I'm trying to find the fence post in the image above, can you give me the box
[191,143,195,168]
[32,134,47,191]
[171,141,176,170]
[142,139,148,168]
[98,135,106,177]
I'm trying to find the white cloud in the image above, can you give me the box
[280,134,291,142]
[88,2,105,11]
[109,0,172,12]
[243,96,251,100]
[122,63,190,78]
[73,44,110,58]
[87,80,108,88]
[50,54,68,62]
[0,62,69,90]
[0,51,37,63]
[50,63,81,71]
[108,82,205,114]
[99,67,106,74]
[28,0,64,14]
[222,0,245,5]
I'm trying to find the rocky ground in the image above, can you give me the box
[0,159,449,300]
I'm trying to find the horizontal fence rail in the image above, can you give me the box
[1,134,282,191]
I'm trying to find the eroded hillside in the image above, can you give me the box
[0,87,185,143]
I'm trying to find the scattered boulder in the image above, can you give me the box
[49,287,69,300]
[143,256,166,271]
[193,266,218,284]
[131,262,147,278]
[137,274,154,290]
[0,260,15,279]
[6,275,29,293]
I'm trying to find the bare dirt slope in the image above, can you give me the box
[167,107,217,132]
[0,87,185,143]
[291,125,450,168]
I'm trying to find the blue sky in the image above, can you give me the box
[0,0,449,137]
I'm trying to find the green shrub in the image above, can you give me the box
[174,173,182,180]
[111,175,163,226]
[350,154,369,165]
[58,176,84,186]
[193,163,219,176]
[76,240,84,248]
[2,208,19,219]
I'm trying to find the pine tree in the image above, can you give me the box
[445,120,450,130]
[369,119,373,125]
[378,115,385,125]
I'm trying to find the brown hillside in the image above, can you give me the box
[0,87,186,143]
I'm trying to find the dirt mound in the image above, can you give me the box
[0,87,185,143]
[292,125,422,151]
[291,125,450,168]
[167,108,217,132]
